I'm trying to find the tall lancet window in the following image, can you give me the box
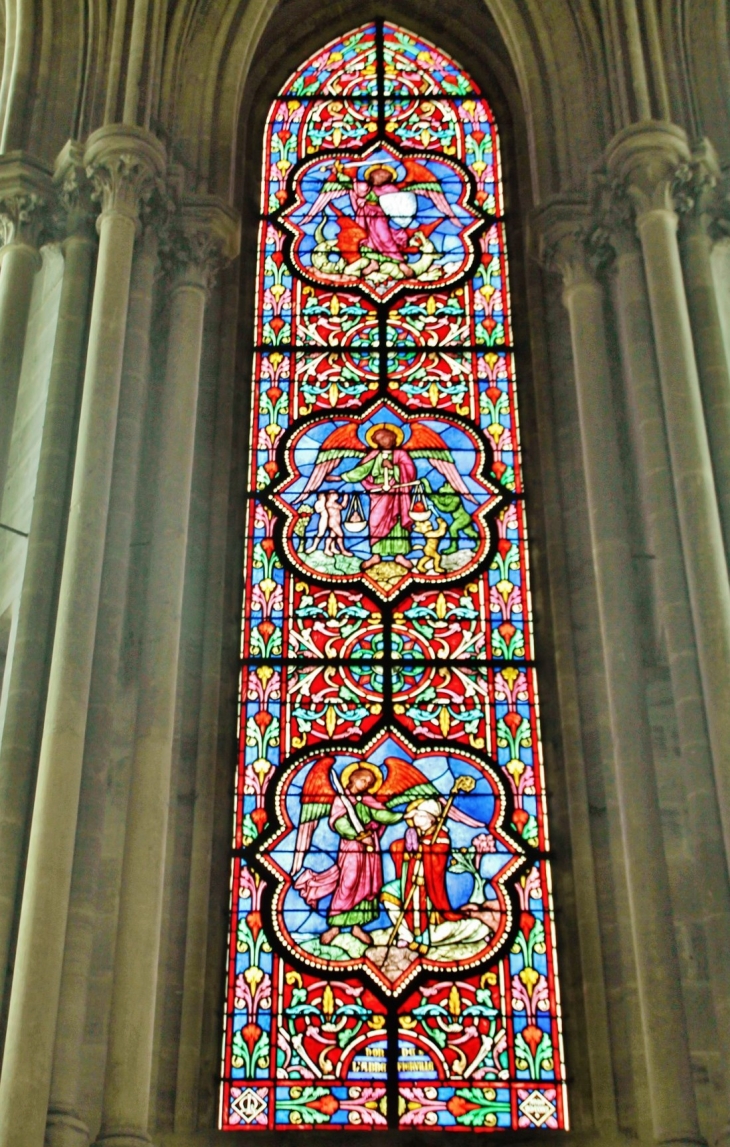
[221,22,567,1133]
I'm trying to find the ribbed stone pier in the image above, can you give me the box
[536,197,705,1147]
[45,223,161,1147]
[676,141,730,562]
[609,221,730,1089]
[0,125,165,1147]
[94,199,239,1147]
[0,145,94,1009]
[0,155,51,502]
[607,122,730,876]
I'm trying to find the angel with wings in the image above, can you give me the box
[291,755,483,950]
[297,419,476,573]
[300,156,461,279]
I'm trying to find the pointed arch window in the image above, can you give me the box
[220,22,567,1132]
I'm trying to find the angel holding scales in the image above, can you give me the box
[296,417,477,576]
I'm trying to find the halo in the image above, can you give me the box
[341,760,384,793]
[364,422,404,448]
[363,163,398,183]
[406,797,441,818]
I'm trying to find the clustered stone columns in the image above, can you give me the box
[0,110,241,1147]
[0,155,51,499]
[607,123,730,875]
[46,217,163,1147]
[607,208,730,1079]
[0,125,165,1147]
[535,198,705,1147]
[95,199,238,1147]
[0,146,95,999]
[675,142,730,564]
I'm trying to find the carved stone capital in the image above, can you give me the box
[84,125,166,233]
[678,141,730,245]
[162,196,241,294]
[52,140,97,243]
[0,152,53,255]
[665,140,721,250]
[709,177,730,245]
[592,174,640,260]
[0,195,45,253]
[531,196,606,289]
[137,165,181,258]
[605,121,692,221]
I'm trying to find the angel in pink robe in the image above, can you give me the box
[294,766,402,947]
[299,156,461,276]
[350,166,413,273]
[338,426,418,570]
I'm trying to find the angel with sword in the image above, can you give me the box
[300,157,461,279]
[292,757,403,948]
[291,756,488,953]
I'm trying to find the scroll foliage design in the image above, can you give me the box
[220,22,567,1134]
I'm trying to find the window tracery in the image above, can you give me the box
[220,22,567,1132]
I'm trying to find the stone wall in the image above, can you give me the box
[0,244,62,725]
[0,4,728,1147]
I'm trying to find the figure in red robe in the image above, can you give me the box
[384,798,461,952]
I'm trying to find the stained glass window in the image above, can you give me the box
[220,22,568,1132]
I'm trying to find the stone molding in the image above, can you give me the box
[0,152,54,256]
[605,120,693,221]
[161,195,241,294]
[606,124,730,251]
[52,140,97,244]
[587,174,640,263]
[530,195,608,288]
[84,124,166,232]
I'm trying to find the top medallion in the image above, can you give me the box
[278,142,484,302]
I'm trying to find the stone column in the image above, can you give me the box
[674,144,730,560]
[620,0,652,118]
[123,0,151,124]
[0,144,95,1008]
[45,221,161,1147]
[0,155,51,503]
[0,126,165,1147]
[607,122,730,873]
[710,233,730,362]
[608,216,730,1104]
[535,198,704,1147]
[95,199,239,1147]
[174,274,237,1131]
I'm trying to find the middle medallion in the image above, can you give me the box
[270,400,502,600]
